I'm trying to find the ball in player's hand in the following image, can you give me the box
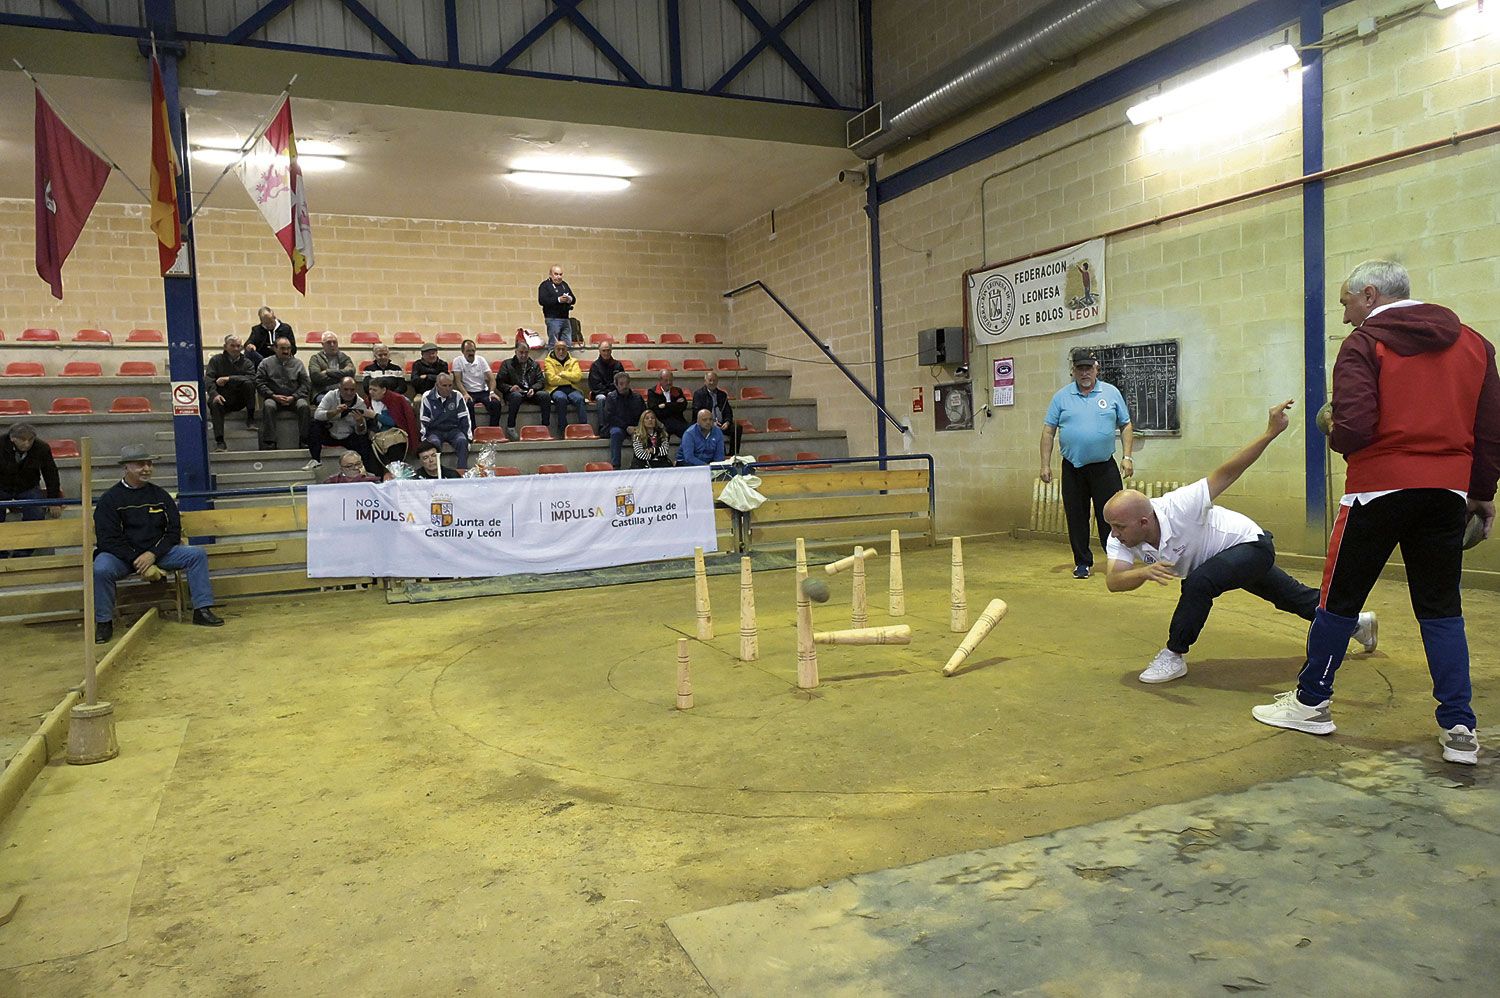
[1316,401,1333,436]
[1463,510,1486,550]
[801,578,830,603]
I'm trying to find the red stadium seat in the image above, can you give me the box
[766,417,796,432]
[756,454,782,463]
[694,333,721,344]
[537,464,568,475]
[21,328,60,342]
[737,419,760,434]
[117,361,159,377]
[350,331,380,344]
[109,396,152,413]
[0,399,31,415]
[646,359,673,371]
[394,331,423,345]
[564,424,597,440]
[491,466,522,476]
[49,439,79,458]
[50,397,92,414]
[0,330,5,341]
[584,462,614,472]
[635,388,649,400]
[62,362,103,377]
[404,360,416,373]
[681,359,709,372]
[519,426,553,441]
[436,332,462,345]
[740,387,771,400]
[4,363,46,377]
[358,360,374,373]
[578,359,592,372]
[477,332,506,345]
[624,333,653,344]
[473,427,508,442]
[620,359,638,372]
[489,360,502,373]
[304,331,323,345]
[72,328,112,343]
[795,451,822,460]
[589,334,612,345]
[659,333,686,344]
[126,329,164,342]
[717,359,746,371]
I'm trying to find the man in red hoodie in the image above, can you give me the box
[1253,260,1500,765]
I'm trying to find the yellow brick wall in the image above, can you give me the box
[0,200,729,342]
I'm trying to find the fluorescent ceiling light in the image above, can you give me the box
[1433,0,1465,8]
[192,147,347,171]
[510,153,635,177]
[506,171,631,192]
[1127,45,1301,125]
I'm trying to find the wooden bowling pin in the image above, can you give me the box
[850,546,868,627]
[676,638,694,708]
[950,537,968,632]
[694,545,713,640]
[813,625,912,646]
[824,547,878,576]
[888,529,905,617]
[942,599,1008,676]
[739,556,759,661]
[795,556,818,690]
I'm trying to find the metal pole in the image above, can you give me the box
[81,436,97,704]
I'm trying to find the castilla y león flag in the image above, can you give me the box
[233,98,314,293]
[34,90,110,300]
[149,54,183,275]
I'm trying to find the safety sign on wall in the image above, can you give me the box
[170,381,201,417]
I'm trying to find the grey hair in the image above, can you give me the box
[7,422,37,441]
[223,334,241,347]
[1346,260,1410,299]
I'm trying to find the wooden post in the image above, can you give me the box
[888,529,905,617]
[80,437,97,704]
[693,545,713,640]
[850,545,868,627]
[950,536,968,632]
[813,625,912,645]
[795,555,818,689]
[943,598,1008,676]
[739,556,758,661]
[676,638,693,709]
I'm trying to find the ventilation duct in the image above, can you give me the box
[850,0,1186,160]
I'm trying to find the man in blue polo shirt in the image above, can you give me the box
[1039,348,1135,578]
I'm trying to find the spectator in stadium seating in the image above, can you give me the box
[309,332,356,398]
[247,305,294,365]
[205,334,258,451]
[255,337,312,450]
[588,339,624,430]
[497,342,549,440]
[367,378,418,468]
[632,411,675,469]
[538,265,577,349]
[414,440,461,479]
[1,423,63,557]
[421,373,472,470]
[647,369,690,439]
[543,339,588,435]
[678,409,725,467]
[411,342,448,398]
[363,342,406,395]
[324,452,381,484]
[92,444,223,643]
[452,339,499,428]
[309,376,378,473]
[692,370,741,457]
[601,371,647,469]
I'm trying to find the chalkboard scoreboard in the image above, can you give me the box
[1081,340,1180,434]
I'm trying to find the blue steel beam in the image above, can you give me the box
[667,0,683,90]
[865,164,888,461]
[224,0,298,46]
[52,0,102,33]
[556,0,649,87]
[339,0,419,64]
[721,0,839,107]
[444,0,459,67]
[709,0,821,96]
[490,3,571,71]
[1301,0,1328,530]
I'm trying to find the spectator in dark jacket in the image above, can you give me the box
[205,334,258,450]
[600,372,647,469]
[92,444,223,643]
[246,305,294,365]
[692,370,741,457]
[495,342,550,439]
[410,342,449,398]
[588,340,625,430]
[1,423,63,556]
[646,369,690,439]
[537,265,577,348]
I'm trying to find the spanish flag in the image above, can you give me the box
[149,54,182,274]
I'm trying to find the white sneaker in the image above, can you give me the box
[1251,690,1336,735]
[1352,611,1378,653]
[1439,724,1479,765]
[302,459,321,471]
[1139,648,1186,684]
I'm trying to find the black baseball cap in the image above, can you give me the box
[1070,348,1099,367]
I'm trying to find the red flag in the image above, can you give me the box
[149,55,183,274]
[234,98,314,293]
[34,89,110,300]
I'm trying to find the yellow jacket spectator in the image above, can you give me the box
[543,344,585,392]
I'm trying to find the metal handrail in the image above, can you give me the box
[723,280,908,437]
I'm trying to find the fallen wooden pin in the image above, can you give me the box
[942,599,1007,676]
[813,625,912,646]
[824,547,878,576]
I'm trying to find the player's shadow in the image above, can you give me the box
[1120,656,1298,696]
[943,655,1009,678]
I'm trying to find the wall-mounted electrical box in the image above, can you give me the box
[917,326,965,366]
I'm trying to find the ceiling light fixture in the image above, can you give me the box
[511,153,635,177]
[505,171,631,193]
[191,146,347,172]
[1126,45,1301,125]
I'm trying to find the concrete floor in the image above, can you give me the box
[0,537,1492,995]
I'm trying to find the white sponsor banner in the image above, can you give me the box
[306,466,717,578]
[967,238,1106,345]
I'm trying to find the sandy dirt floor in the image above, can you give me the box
[0,536,1493,995]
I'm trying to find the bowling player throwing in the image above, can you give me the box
[1102,400,1376,684]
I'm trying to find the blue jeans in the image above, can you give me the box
[552,389,586,433]
[608,427,628,468]
[426,429,470,469]
[1,487,45,558]
[545,318,571,348]
[94,546,214,622]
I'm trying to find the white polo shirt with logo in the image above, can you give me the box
[451,354,491,393]
[1105,478,1263,577]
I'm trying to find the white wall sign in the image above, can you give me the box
[306,466,718,578]
[966,238,1106,345]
